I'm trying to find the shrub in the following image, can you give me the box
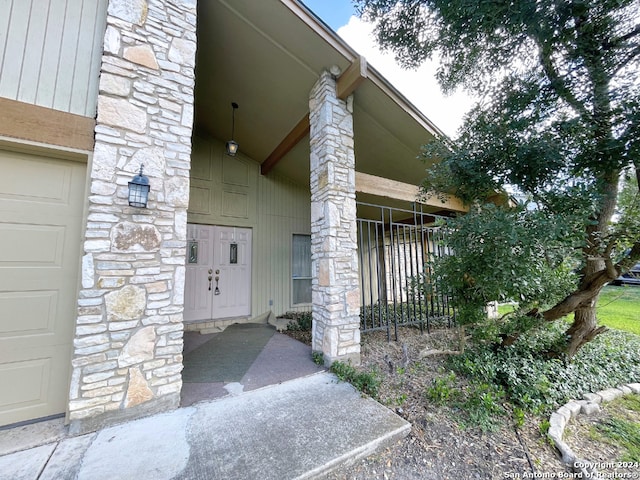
[448,323,640,413]
[330,361,381,398]
[282,311,312,331]
[425,372,458,405]
[457,382,507,432]
[424,371,507,432]
[312,351,324,365]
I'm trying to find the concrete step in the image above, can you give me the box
[0,372,410,480]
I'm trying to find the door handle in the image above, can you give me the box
[214,275,220,295]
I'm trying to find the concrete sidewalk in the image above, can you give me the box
[0,372,410,480]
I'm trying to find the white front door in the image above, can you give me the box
[184,224,252,322]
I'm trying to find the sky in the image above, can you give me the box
[301,0,473,137]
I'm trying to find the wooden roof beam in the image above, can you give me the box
[261,113,310,175]
[337,55,367,100]
[355,171,468,213]
[261,56,368,176]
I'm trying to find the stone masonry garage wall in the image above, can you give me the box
[68,0,197,433]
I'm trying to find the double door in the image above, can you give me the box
[184,225,252,322]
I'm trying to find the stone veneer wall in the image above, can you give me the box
[68,0,197,434]
[309,70,361,366]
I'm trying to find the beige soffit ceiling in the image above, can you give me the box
[194,0,449,189]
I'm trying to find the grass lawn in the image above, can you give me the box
[589,394,640,462]
[497,285,640,335]
[597,285,640,335]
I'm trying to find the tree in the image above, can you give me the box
[355,0,640,357]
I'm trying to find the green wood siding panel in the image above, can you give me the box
[0,0,12,72]
[0,0,107,117]
[0,0,31,98]
[255,169,311,316]
[17,0,48,105]
[188,135,311,318]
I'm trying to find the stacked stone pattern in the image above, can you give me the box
[309,70,361,365]
[68,0,196,432]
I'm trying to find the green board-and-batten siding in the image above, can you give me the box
[0,0,107,118]
[188,134,311,318]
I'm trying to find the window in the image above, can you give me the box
[292,234,312,305]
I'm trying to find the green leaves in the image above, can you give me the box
[358,0,640,354]
[428,203,581,328]
[330,361,381,398]
[359,0,640,192]
[448,325,640,413]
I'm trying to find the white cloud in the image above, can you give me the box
[337,16,474,138]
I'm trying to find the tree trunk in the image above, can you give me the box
[564,302,607,358]
[563,256,609,358]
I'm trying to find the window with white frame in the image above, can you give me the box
[292,234,312,305]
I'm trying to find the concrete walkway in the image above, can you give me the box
[0,372,410,480]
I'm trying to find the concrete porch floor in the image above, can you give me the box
[181,326,325,406]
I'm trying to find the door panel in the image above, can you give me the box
[184,225,252,322]
[212,227,251,319]
[184,224,213,322]
[0,149,85,426]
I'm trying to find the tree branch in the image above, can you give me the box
[614,239,640,273]
[603,249,619,279]
[603,23,640,50]
[541,270,611,322]
[613,44,640,75]
[543,240,640,323]
[538,42,589,119]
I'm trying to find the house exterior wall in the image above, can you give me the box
[188,135,258,228]
[0,0,107,117]
[68,0,197,434]
[188,134,311,320]
[0,0,104,427]
[255,170,312,316]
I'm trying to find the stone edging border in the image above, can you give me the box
[547,382,640,476]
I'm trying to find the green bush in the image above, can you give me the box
[457,382,507,432]
[424,371,507,432]
[330,361,381,398]
[448,323,640,413]
[282,311,312,331]
[425,372,458,404]
[312,351,324,365]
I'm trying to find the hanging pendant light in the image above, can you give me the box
[225,102,239,156]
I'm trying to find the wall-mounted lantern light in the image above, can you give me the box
[128,164,150,208]
[225,102,239,156]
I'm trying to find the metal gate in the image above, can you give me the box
[357,202,455,340]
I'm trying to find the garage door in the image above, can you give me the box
[0,149,86,427]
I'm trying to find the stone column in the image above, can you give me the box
[309,70,361,366]
[68,0,197,434]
